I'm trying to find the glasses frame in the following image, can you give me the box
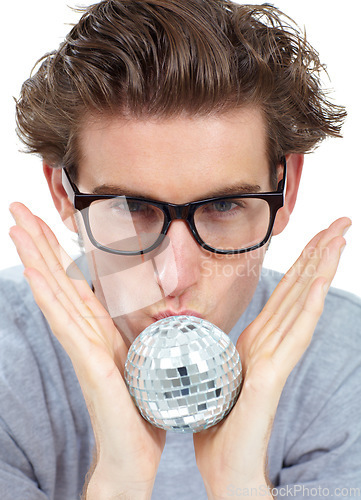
[62,157,286,256]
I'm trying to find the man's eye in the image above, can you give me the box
[212,201,235,212]
[208,200,245,213]
[109,199,127,210]
[110,200,145,213]
[127,201,146,213]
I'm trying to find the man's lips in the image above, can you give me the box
[152,310,203,322]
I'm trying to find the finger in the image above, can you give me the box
[9,203,115,351]
[23,265,98,358]
[12,203,108,319]
[256,233,345,348]
[34,214,86,280]
[240,220,349,362]
[23,267,130,395]
[10,204,129,368]
[286,234,345,315]
[256,235,344,358]
[9,222,104,340]
[10,203,93,310]
[238,232,322,361]
[272,276,328,375]
[251,217,350,331]
[34,213,115,327]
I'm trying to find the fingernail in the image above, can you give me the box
[9,202,18,213]
[323,282,329,295]
[340,244,346,256]
[8,227,17,242]
[343,225,351,237]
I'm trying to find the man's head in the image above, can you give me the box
[16,0,345,180]
[15,0,346,342]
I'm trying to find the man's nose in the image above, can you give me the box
[154,220,202,298]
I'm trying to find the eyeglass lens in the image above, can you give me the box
[86,196,271,253]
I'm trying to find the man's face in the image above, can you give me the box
[74,107,276,344]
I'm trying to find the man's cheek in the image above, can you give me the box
[201,258,213,278]
[92,260,164,317]
[73,231,178,318]
[200,253,261,281]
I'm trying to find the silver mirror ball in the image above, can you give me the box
[124,315,242,433]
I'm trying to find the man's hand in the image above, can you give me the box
[9,202,166,500]
[193,217,351,500]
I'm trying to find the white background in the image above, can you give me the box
[0,0,360,297]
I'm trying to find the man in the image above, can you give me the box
[1,0,360,498]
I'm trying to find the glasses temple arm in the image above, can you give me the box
[61,168,77,205]
[277,157,287,193]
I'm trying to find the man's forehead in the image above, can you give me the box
[78,106,267,159]
[76,107,271,201]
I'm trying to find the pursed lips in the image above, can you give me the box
[152,309,204,322]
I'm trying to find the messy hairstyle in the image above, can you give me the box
[16,0,346,182]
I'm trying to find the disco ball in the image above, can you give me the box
[124,315,242,433]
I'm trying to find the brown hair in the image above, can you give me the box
[15,0,346,181]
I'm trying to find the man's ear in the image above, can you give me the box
[43,162,78,232]
[272,153,304,236]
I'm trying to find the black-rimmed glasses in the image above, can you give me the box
[62,158,286,255]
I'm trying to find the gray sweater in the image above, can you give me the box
[0,266,360,499]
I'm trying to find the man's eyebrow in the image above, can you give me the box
[201,183,262,198]
[91,182,262,198]
[91,185,148,196]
